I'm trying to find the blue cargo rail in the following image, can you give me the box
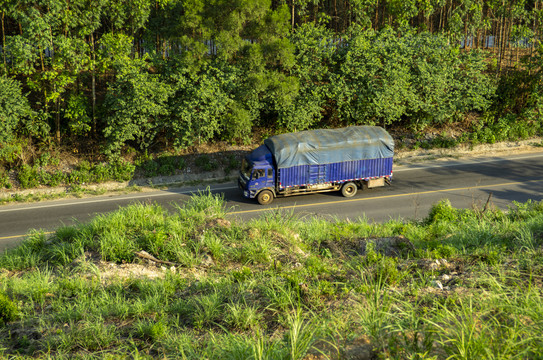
[238,126,394,205]
[278,157,393,189]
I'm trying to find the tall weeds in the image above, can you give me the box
[1,196,543,358]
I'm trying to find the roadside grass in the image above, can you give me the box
[0,185,143,206]
[1,193,543,358]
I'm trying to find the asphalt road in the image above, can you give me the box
[1,152,543,251]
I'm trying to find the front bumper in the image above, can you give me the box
[238,177,252,198]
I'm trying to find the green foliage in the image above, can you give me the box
[426,199,459,224]
[331,29,495,128]
[0,76,34,144]
[468,113,542,145]
[195,154,218,172]
[17,164,40,189]
[134,318,169,341]
[167,64,232,148]
[0,292,18,325]
[223,154,241,174]
[0,0,540,159]
[1,196,543,357]
[104,58,173,157]
[57,321,119,352]
[221,103,253,144]
[0,169,11,189]
[136,153,183,178]
[109,159,136,181]
[0,76,36,167]
[225,303,262,330]
[65,93,91,136]
[274,23,336,131]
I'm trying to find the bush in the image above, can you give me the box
[426,199,458,224]
[110,159,135,181]
[0,293,18,325]
[91,163,111,183]
[157,155,178,176]
[195,155,218,172]
[17,165,39,189]
[142,160,159,177]
[223,154,241,174]
[68,169,91,185]
[0,169,11,189]
[0,76,34,145]
[103,57,173,157]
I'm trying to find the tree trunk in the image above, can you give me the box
[155,1,160,55]
[291,0,295,31]
[508,4,513,70]
[464,10,469,49]
[334,0,338,33]
[439,5,443,33]
[56,96,61,144]
[528,1,538,61]
[1,11,6,74]
[91,32,96,136]
[375,0,379,30]
[497,2,505,73]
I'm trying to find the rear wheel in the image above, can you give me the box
[257,190,274,205]
[341,182,357,198]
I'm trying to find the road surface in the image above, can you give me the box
[1,153,542,251]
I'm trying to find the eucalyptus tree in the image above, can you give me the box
[0,0,108,144]
[0,76,36,167]
[329,27,495,129]
[163,0,298,145]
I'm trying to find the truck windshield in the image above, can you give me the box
[241,158,252,179]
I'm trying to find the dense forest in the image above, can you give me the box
[0,0,542,169]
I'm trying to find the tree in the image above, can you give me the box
[103,56,173,157]
[167,63,232,148]
[0,75,37,166]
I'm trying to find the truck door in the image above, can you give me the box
[251,168,274,190]
[266,168,274,187]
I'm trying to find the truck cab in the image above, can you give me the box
[238,145,276,204]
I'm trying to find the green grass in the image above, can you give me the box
[1,194,543,358]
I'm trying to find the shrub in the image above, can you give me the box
[17,165,39,189]
[110,159,135,181]
[142,160,159,177]
[68,169,91,185]
[157,155,178,176]
[0,76,34,145]
[0,169,11,189]
[90,163,111,183]
[0,293,18,325]
[195,155,218,172]
[223,154,241,174]
[426,199,458,224]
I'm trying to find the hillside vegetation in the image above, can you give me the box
[1,192,542,359]
[1,0,543,191]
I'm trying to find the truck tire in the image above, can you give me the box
[341,182,357,198]
[257,190,274,205]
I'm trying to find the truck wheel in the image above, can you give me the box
[257,190,274,205]
[341,182,357,198]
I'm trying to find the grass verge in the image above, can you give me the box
[0,194,542,359]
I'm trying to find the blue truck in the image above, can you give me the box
[238,126,394,205]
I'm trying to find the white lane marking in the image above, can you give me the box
[394,153,543,172]
[0,185,239,213]
[2,152,543,213]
